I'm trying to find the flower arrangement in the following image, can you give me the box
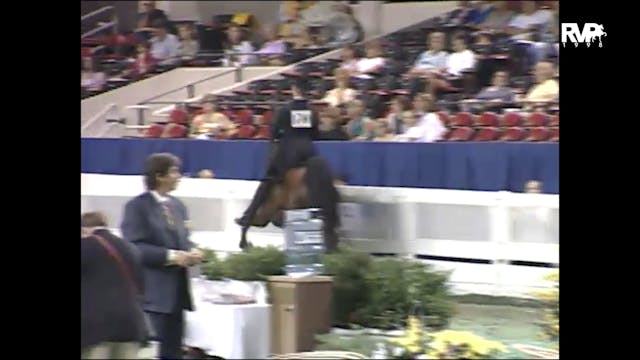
[531,270,559,346]
[384,316,506,359]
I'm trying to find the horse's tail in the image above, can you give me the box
[305,156,341,251]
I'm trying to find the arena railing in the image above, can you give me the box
[81,6,118,39]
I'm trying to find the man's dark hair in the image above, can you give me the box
[143,153,181,190]
[81,212,108,228]
[152,19,168,30]
[291,78,308,95]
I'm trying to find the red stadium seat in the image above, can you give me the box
[549,127,559,142]
[447,127,474,141]
[500,112,522,127]
[253,125,271,139]
[437,111,450,125]
[525,127,551,142]
[450,112,474,127]
[524,112,549,127]
[475,112,499,127]
[235,109,254,125]
[549,113,559,127]
[144,124,164,138]
[164,124,188,138]
[473,127,501,141]
[169,109,189,125]
[260,110,273,125]
[236,124,256,139]
[500,127,526,141]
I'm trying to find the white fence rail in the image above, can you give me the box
[81,174,559,298]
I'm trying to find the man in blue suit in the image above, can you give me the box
[121,153,203,360]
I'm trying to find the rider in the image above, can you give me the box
[235,78,320,227]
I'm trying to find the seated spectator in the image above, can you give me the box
[256,24,288,65]
[373,121,395,142]
[223,24,257,66]
[395,93,446,142]
[522,61,559,105]
[532,0,559,63]
[178,24,199,61]
[81,56,106,92]
[278,1,315,49]
[150,21,181,65]
[338,45,360,74]
[475,32,493,47]
[477,0,515,33]
[345,99,372,139]
[318,106,349,140]
[354,118,378,141]
[123,42,156,78]
[353,40,386,77]
[410,32,449,76]
[322,69,358,108]
[462,70,515,112]
[191,95,238,139]
[323,3,364,47]
[386,95,414,135]
[445,34,476,77]
[465,1,496,27]
[507,1,553,41]
[197,169,215,179]
[134,0,170,42]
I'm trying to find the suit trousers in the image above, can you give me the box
[148,310,184,360]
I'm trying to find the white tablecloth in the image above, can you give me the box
[184,282,271,359]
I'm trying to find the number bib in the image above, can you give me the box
[290,110,312,128]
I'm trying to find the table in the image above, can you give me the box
[184,282,271,359]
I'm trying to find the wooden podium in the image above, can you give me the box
[268,276,333,354]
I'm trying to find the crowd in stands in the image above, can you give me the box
[81,1,364,99]
[139,1,559,143]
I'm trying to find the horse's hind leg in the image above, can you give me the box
[239,225,252,251]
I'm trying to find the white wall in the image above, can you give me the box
[380,1,457,34]
[81,174,559,298]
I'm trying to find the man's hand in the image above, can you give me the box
[188,248,204,266]
[173,251,193,267]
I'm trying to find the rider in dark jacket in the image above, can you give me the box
[235,78,320,227]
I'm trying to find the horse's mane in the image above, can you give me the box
[304,156,341,251]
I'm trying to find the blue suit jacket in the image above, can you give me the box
[121,192,194,314]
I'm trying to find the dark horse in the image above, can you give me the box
[238,156,341,253]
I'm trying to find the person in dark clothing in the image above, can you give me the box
[81,211,147,359]
[235,78,320,229]
[319,106,349,141]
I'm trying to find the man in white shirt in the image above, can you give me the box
[150,21,181,65]
[446,34,476,77]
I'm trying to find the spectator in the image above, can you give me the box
[124,42,156,78]
[507,1,553,41]
[256,24,288,65]
[191,95,238,139]
[475,32,493,47]
[197,169,215,179]
[410,32,449,76]
[522,61,559,104]
[354,118,378,141]
[475,70,516,102]
[373,121,395,141]
[137,1,169,30]
[223,24,257,66]
[324,3,364,47]
[345,99,372,139]
[81,56,106,92]
[465,1,496,27]
[150,21,181,65]
[178,24,199,61]
[81,211,147,359]
[395,93,446,142]
[445,34,476,77]
[338,45,360,74]
[318,106,350,140]
[532,1,559,63]
[524,180,543,194]
[278,1,315,49]
[386,95,414,135]
[354,40,386,77]
[478,0,515,32]
[321,68,358,108]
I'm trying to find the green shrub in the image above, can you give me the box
[221,246,286,281]
[201,249,225,280]
[322,245,372,327]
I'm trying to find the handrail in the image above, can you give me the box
[82,103,117,133]
[81,6,114,22]
[138,68,239,106]
[82,21,118,39]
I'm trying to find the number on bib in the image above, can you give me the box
[290,110,312,128]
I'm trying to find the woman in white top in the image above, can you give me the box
[178,24,199,60]
[354,40,386,77]
[395,93,446,143]
[445,34,476,77]
[338,45,360,74]
[321,68,358,108]
[224,24,256,66]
